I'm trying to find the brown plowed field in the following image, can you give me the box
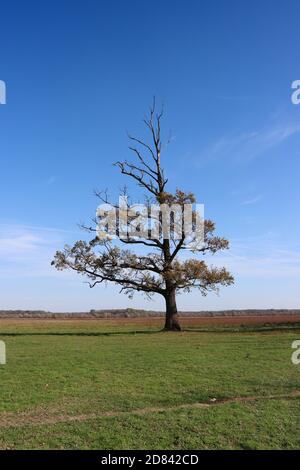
[1,314,300,329]
[178,314,300,327]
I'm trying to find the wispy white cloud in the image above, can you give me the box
[0,233,43,259]
[241,194,262,205]
[0,224,80,279]
[199,120,300,164]
[208,232,300,279]
[0,223,77,235]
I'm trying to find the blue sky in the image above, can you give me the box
[0,0,300,311]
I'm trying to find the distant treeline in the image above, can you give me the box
[0,308,300,318]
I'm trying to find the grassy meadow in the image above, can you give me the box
[0,318,299,450]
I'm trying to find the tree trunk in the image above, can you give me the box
[164,289,181,331]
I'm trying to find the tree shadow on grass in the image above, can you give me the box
[1,324,300,337]
[0,329,165,337]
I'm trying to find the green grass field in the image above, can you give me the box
[0,319,299,450]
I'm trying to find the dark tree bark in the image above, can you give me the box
[164,288,181,331]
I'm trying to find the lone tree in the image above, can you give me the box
[52,102,234,331]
